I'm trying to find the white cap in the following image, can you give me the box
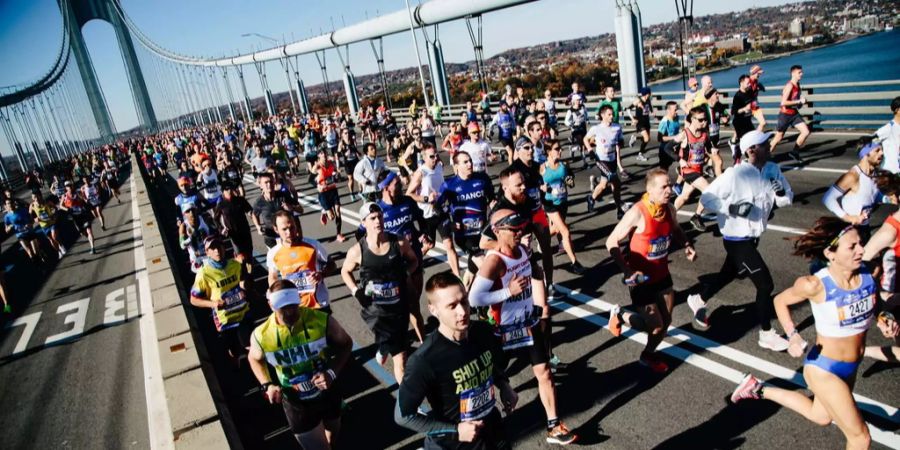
[358,202,382,220]
[739,130,773,153]
[268,288,300,310]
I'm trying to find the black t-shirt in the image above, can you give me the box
[398,321,508,449]
[215,196,252,238]
[731,90,754,128]
[252,191,297,245]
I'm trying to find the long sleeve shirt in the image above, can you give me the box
[700,161,793,239]
[353,156,385,194]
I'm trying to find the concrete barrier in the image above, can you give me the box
[131,158,235,449]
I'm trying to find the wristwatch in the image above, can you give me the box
[261,381,275,391]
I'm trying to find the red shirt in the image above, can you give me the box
[628,201,675,282]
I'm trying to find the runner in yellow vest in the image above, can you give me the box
[190,237,250,360]
[249,280,353,450]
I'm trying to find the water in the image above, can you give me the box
[651,29,900,93]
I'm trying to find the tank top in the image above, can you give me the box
[542,162,567,206]
[198,170,222,201]
[358,235,407,311]
[253,309,330,400]
[486,245,538,351]
[192,260,248,331]
[780,81,801,115]
[628,201,674,282]
[416,163,444,219]
[682,129,709,174]
[885,215,900,257]
[269,242,324,309]
[317,162,337,192]
[840,165,878,226]
[811,267,876,338]
[82,184,101,206]
[31,203,56,228]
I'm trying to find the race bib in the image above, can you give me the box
[647,236,671,261]
[368,280,401,305]
[71,205,84,214]
[500,324,534,350]
[549,182,567,200]
[285,270,316,294]
[461,217,483,235]
[38,211,50,221]
[288,373,321,401]
[220,287,246,312]
[688,144,706,166]
[836,293,875,327]
[459,378,495,422]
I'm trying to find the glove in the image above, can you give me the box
[354,288,373,308]
[771,179,786,197]
[728,202,753,218]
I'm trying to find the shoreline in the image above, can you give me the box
[647,33,870,88]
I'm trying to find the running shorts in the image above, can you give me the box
[503,322,550,366]
[636,117,652,132]
[776,113,804,133]
[422,215,451,242]
[317,189,340,210]
[282,389,342,434]
[629,274,674,307]
[360,307,409,357]
[683,171,704,184]
[592,160,618,182]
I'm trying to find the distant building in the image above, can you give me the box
[789,18,805,37]
[715,36,749,52]
[845,15,881,32]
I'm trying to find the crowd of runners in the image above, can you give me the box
[5,63,900,449]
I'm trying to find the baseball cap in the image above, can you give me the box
[180,202,196,213]
[750,65,764,75]
[858,141,882,159]
[358,202,383,220]
[177,176,192,187]
[639,87,652,96]
[467,122,481,132]
[739,130,774,152]
[64,180,73,187]
[687,77,698,87]
[515,136,533,150]
[268,287,300,310]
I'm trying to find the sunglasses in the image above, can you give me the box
[425,154,437,160]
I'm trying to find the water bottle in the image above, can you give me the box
[623,274,649,286]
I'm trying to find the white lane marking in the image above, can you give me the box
[5,312,42,355]
[104,287,126,325]
[44,298,90,345]
[675,210,805,235]
[785,166,846,174]
[553,285,900,424]
[132,172,175,449]
[126,284,139,319]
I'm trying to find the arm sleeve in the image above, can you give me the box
[469,274,511,307]
[823,184,847,218]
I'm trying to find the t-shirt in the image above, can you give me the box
[397,321,508,448]
[253,192,298,247]
[5,207,34,238]
[266,239,330,308]
[731,90,754,129]
[657,116,680,138]
[585,123,623,162]
[458,139,492,173]
[436,172,496,237]
[597,98,623,123]
[214,196,252,238]
[876,120,900,174]
[190,260,248,331]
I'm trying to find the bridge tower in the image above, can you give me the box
[60,0,157,137]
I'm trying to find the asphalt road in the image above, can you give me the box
[0,167,151,450]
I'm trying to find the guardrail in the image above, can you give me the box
[386,79,898,131]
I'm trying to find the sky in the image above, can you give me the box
[0,0,799,135]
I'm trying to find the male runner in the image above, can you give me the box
[252,173,303,249]
[190,236,250,360]
[769,65,811,162]
[396,272,517,449]
[822,141,886,230]
[730,75,756,163]
[407,143,460,277]
[459,122,492,173]
[469,209,578,446]
[267,211,333,311]
[673,106,714,232]
[748,65,767,132]
[585,105,626,219]
[606,169,696,372]
[875,96,900,174]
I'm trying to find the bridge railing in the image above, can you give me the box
[386,79,899,131]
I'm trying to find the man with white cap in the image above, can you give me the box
[687,130,794,353]
[341,202,420,382]
[248,279,353,450]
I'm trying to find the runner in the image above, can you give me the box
[60,181,97,254]
[189,236,250,360]
[730,75,757,164]
[631,87,653,165]
[29,192,65,258]
[434,151,496,284]
[542,89,558,131]
[337,127,361,201]
[540,140,585,274]
[458,122,492,173]
[875,96,900,174]
[312,151,344,242]
[748,65,767,132]
[399,126,424,184]
[178,202,214,273]
[596,86,623,124]
[769,65,811,162]
[341,202,419,381]
[490,101,517,165]
[81,175,106,231]
[688,131,794,353]
[248,279,353,450]
[822,142,885,232]
[267,211,333,311]
[406,143,461,278]
[100,160,121,204]
[197,157,224,206]
[563,96,589,164]
[5,197,46,264]
[681,77,700,115]
[730,217,877,450]
[704,88,729,175]
[584,105,626,219]
[353,143,385,202]
[252,173,304,249]
[469,208,578,446]
[657,101,682,173]
[396,272,517,449]
[510,138,557,289]
[673,106,714,232]
[605,168,696,372]
[213,183,254,272]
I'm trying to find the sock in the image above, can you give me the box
[547,417,560,430]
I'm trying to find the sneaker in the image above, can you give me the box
[758,329,790,352]
[689,214,705,232]
[586,195,595,213]
[672,183,683,197]
[639,351,670,373]
[546,423,578,446]
[687,294,710,330]
[336,233,345,243]
[788,150,802,163]
[320,213,328,226]
[375,350,389,366]
[549,354,567,370]
[635,152,648,162]
[569,261,585,275]
[730,373,763,403]
[90,247,96,255]
[628,134,637,148]
[2,304,11,314]
[703,165,716,179]
[101,224,106,231]
[608,305,623,337]
[58,250,64,259]
[60,246,67,255]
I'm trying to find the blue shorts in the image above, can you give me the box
[804,345,860,381]
[40,225,56,235]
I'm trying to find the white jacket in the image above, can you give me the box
[700,161,793,239]
[353,156,385,194]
